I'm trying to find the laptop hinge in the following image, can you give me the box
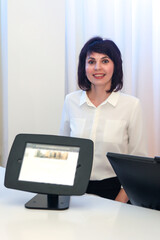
[154,157,160,163]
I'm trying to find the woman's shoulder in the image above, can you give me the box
[118,92,140,104]
[65,89,83,99]
[114,92,142,111]
[65,90,84,103]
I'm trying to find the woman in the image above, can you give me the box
[60,37,147,203]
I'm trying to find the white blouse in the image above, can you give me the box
[59,90,147,180]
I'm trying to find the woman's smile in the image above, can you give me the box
[93,73,106,79]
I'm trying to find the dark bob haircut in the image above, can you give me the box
[78,36,123,92]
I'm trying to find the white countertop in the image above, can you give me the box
[1,167,160,240]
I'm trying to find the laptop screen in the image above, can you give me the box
[107,152,160,210]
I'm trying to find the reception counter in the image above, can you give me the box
[0,167,160,240]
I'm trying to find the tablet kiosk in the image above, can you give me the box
[107,152,160,210]
[5,134,93,210]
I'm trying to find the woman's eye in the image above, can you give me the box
[102,59,109,63]
[88,60,95,64]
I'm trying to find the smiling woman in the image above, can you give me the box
[60,36,147,203]
[85,52,114,93]
[65,0,160,159]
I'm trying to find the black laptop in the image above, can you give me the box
[107,152,160,210]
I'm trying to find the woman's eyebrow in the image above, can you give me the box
[87,55,110,60]
[87,55,109,59]
[87,56,95,59]
[101,55,109,59]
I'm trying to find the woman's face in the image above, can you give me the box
[85,52,114,90]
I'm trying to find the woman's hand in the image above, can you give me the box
[115,188,129,203]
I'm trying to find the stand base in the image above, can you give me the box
[25,194,70,210]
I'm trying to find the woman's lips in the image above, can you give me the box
[93,73,106,79]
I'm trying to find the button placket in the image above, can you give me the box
[90,106,100,142]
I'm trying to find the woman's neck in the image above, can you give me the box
[87,86,111,107]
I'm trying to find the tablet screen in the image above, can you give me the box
[19,143,80,186]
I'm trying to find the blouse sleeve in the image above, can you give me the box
[59,96,71,136]
[128,99,148,156]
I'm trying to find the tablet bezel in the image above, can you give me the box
[5,134,93,196]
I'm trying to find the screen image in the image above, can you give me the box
[18,143,80,186]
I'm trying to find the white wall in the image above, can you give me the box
[0,0,65,166]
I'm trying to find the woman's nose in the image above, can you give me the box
[94,62,101,70]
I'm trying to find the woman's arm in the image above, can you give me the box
[59,96,71,136]
[128,99,147,156]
